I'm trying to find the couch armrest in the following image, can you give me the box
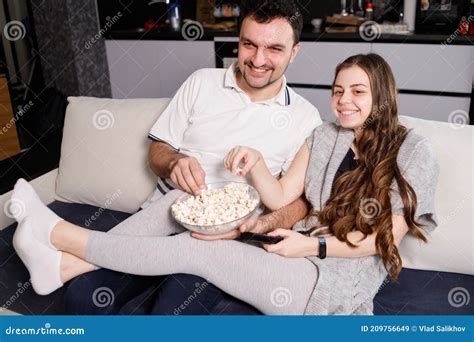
[0,169,58,231]
[0,308,21,316]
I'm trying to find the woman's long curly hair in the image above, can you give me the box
[307,53,427,281]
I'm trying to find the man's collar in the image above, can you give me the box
[224,62,239,89]
[224,62,290,106]
[274,76,290,106]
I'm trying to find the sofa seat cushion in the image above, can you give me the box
[1,201,472,315]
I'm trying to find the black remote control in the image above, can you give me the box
[238,232,284,244]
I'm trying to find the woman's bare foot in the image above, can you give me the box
[60,252,98,283]
[50,220,91,260]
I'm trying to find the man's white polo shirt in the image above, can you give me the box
[146,63,322,202]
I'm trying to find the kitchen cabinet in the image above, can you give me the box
[398,93,471,122]
[105,40,214,98]
[286,41,472,123]
[285,42,371,86]
[288,89,471,123]
[372,43,473,123]
[371,43,472,94]
[105,39,472,123]
[290,88,335,122]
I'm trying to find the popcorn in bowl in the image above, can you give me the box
[171,182,260,235]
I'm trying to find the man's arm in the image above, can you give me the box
[149,141,183,179]
[256,195,310,233]
[192,196,310,240]
[148,141,206,195]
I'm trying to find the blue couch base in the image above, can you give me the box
[0,201,472,315]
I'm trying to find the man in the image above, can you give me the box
[65,0,321,315]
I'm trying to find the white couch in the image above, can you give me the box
[1,97,473,314]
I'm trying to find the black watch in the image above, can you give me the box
[317,236,326,259]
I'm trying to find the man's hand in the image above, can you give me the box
[170,156,206,195]
[191,229,241,241]
[191,196,310,241]
[191,214,263,241]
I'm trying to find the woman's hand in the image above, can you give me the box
[224,146,263,176]
[263,229,318,258]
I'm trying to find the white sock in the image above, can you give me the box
[13,218,63,296]
[11,178,62,250]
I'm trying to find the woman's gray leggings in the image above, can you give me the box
[85,190,318,315]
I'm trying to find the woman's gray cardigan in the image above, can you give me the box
[295,122,439,315]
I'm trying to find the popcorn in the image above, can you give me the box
[171,183,259,227]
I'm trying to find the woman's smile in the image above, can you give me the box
[331,66,373,129]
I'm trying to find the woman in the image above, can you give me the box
[10,53,439,315]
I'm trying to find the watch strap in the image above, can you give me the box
[318,236,327,259]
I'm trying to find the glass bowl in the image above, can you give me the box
[171,182,260,235]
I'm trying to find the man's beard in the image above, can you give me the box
[241,60,288,90]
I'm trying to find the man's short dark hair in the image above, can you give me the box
[239,0,304,44]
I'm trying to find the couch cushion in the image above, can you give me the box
[56,97,171,213]
[399,116,473,275]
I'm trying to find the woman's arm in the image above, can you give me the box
[225,144,310,210]
[265,214,410,258]
[326,214,409,257]
[250,144,310,210]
